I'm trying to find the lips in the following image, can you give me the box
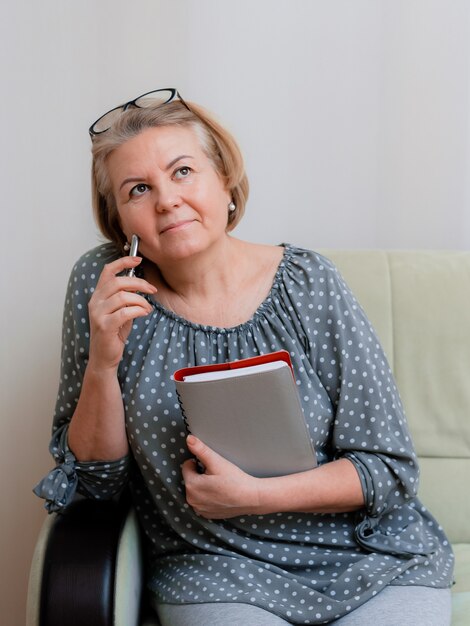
[159,220,195,234]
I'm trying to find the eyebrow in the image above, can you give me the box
[166,154,193,170]
[119,155,194,191]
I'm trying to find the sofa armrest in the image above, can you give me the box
[27,496,144,626]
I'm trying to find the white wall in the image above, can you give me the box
[2,1,469,623]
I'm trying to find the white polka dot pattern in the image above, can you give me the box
[34,243,454,624]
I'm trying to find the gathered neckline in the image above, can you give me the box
[144,243,294,333]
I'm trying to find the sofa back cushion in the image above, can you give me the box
[323,250,470,544]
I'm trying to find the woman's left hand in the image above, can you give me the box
[182,435,261,519]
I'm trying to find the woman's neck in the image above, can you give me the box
[142,238,283,328]
[144,236,246,305]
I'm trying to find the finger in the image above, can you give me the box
[98,255,143,282]
[93,304,153,335]
[95,257,142,292]
[117,275,158,295]
[113,304,153,327]
[94,290,153,317]
[181,458,199,482]
[89,294,152,333]
[186,436,222,474]
[95,275,158,303]
[96,257,157,292]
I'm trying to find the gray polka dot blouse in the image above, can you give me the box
[34,243,454,624]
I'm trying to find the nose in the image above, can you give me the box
[154,180,182,213]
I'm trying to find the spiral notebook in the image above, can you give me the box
[173,351,317,477]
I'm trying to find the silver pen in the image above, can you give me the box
[125,234,140,277]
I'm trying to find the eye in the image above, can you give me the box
[130,183,149,197]
[174,166,192,180]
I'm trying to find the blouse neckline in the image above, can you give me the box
[145,243,294,333]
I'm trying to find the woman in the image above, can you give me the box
[35,89,454,625]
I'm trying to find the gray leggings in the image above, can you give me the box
[154,586,452,626]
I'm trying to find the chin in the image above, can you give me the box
[158,237,211,262]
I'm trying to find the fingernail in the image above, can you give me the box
[187,435,197,446]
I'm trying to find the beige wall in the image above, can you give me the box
[2,1,470,624]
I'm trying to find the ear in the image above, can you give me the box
[226,190,237,231]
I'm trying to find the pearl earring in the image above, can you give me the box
[123,241,130,251]
[228,201,236,212]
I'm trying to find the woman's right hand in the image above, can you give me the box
[87,255,157,372]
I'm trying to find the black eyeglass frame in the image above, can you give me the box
[88,88,190,137]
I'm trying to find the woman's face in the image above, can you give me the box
[107,125,231,264]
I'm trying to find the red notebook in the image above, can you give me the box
[174,351,317,477]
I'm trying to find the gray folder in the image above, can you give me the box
[175,365,317,477]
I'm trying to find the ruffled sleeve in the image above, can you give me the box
[33,423,129,513]
[33,245,130,513]
[299,253,435,556]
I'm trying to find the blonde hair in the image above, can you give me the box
[91,100,249,249]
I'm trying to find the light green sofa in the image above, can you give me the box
[324,250,470,625]
[27,250,470,626]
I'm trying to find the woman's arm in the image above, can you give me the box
[258,456,364,514]
[182,435,365,519]
[34,249,157,511]
[67,255,157,461]
[67,367,129,461]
